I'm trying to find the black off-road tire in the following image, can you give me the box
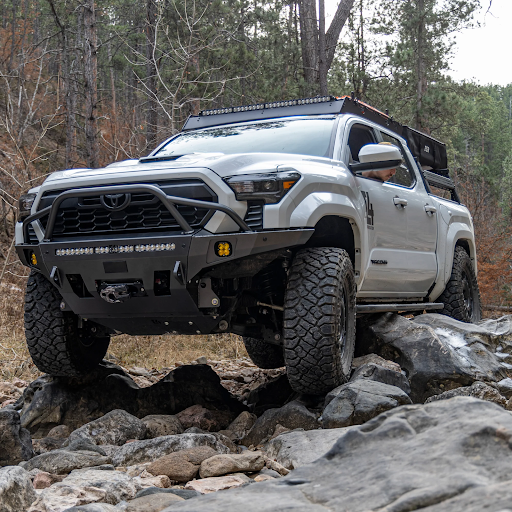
[283,247,356,395]
[437,246,481,323]
[24,271,110,376]
[243,337,285,369]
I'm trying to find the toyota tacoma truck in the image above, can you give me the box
[15,95,481,395]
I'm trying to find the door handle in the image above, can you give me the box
[393,197,408,208]
[424,205,437,215]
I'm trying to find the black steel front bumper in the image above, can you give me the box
[16,184,313,335]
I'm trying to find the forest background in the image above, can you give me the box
[0,0,511,376]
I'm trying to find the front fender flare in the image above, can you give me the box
[289,192,365,276]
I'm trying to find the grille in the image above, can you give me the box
[38,180,217,239]
[27,225,38,244]
[244,201,264,230]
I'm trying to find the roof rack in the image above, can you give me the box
[182,95,402,134]
[181,94,448,172]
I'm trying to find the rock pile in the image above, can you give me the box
[2,313,512,511]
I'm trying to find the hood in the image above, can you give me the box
[43,152,333,184]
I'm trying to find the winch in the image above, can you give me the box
[98,281,146,303]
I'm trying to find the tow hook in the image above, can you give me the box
[98,281,146,303]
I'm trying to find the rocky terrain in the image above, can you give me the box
[3,312,512,511]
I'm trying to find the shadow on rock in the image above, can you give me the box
[19,362,246,437]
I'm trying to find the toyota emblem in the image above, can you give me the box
[100,193,131,211]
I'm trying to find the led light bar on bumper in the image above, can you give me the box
[55,243,176,256]
[225,171,301,204]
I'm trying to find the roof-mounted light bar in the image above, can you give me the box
[199,96,336,116]
[181,94,404,134]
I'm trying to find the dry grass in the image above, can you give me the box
[108,333,247,370]
[0,274,37,381]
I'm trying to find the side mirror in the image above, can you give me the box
[349,144,402,173]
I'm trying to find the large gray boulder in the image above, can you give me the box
[20,362,245,437]
[357,313,508,402]
[425,381,507,406]
[321,379,412,428]
[0,466,37,512]
[0,409,34,466]
[58,505,118,512]
[199,451,264,478]
[416,313,512,349]
[158,397,512,511]
[497,377,512,398]
[141,415,183,438]
[119,493,184,511]
[264,428,349,469]
[111,433,230,467]
[350,360,411,394]
[68,410,147,446]
[242,401,319,447]
[147,446,218,482]
[20,449,111,474]
[28,469,138,511]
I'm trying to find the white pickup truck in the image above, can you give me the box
[16,95,480,395]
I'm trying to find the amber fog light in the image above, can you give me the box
[30,252,38,266]
[215,241,232,257]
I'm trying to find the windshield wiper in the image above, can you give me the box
[139,153,193,163]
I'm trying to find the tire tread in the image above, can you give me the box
[24,271,109,376]
[283,247,355,395]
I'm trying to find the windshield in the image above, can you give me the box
[155,118,336,159]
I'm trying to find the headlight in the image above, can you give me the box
[224,171,301,204]
[18,193,37,219]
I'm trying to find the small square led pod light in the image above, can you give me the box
[215,241,232,257]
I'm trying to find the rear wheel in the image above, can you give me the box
[283,247,356,395]
[437,246,481,323]
[243,337,285,369]
[24,271,110,376]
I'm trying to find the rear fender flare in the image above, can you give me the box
[429,222,476,301]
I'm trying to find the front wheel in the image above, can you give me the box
[283,247,356,395]
[24,271,110,376]
[437,246,481,323]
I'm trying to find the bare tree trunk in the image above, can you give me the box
[107,40,117,154]
[359,0,367,98]
[415,0,428,133]
[353,0,368,100]
[190,54,201,115]
[145,0,158,151]
[46,0,76,167]
[300,0,354,96]
[2,1,8,29]
[318,0,327,95]
[9,0,18,72]
[83,0,99,168]
[15,0,28,140]
[33,0,40,43]
[65,58,77,168]
[325,0,355,69]
[299,0,319,95]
